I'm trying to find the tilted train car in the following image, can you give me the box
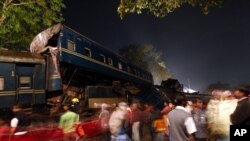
[51,24,153,87]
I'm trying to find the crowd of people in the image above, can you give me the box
[0,85,250,141]
[100,85,250,141]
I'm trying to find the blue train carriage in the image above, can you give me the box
[58,25,153,86]
[0,50,46,108]
[30,24,153,107]
[31,23,153,88]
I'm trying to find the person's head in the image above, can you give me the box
[131,103,138,110]
[169,102,173,108]
[71,97,79,104]
[118,102,128,111]
[202,101,208,110]
[192,98,203,109]
[12,105,22,112]
[62,103,70,112]
[101,103,108,109]
[234,85,250,99]
[174,95,187,107]
[212,89,234,100]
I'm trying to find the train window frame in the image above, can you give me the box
[99,54,106,63]
[118,62,123,70]
[0,77,4,91]
[19,76,32,89]
[84,48,92,58]
[108,58,113,66]
[67,40,75,51]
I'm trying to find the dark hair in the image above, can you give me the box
[236,85,250,96]
[192,98,202,104]
[174,95,187,106]
[62,103,71,108]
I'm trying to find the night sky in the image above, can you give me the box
[63,0,250,92]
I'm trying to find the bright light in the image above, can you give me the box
[183,86,197,93]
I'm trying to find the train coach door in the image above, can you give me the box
[15,64,34,105]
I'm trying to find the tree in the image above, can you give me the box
[119,44,172,84]
[0,0,65,50]
[118,0,223,19]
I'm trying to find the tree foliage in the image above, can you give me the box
[118,0,223,19]
[119,44,172,84]
[0,0,65,49]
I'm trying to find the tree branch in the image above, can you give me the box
[11,1,38,7]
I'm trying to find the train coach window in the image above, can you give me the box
[108,58,113,66]
[84,48,91,57]
[118,62,123,70]
[0,77,4,90]
[99,54,106,63]
[19,76,31,89]
[67,40,75,51]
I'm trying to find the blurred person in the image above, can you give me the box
[161,101,172,137]
[99,103,111,132]
[206,90,237,141]
[130,103,142,141]
[152,111,167,141]
[149,107,161,140]
[192,98,208,141]
[59,103,79,141]
[71,97,81,114]
[168,95,197,141]
[185,101,193,114]
[10,105,30,136]
[161,101,172,115]
[109,102,131,141]
[141,103,153,137]
[231,85,250,125]
[99,103,111,141]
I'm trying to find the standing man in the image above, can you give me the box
[168,95,197,141]
[59,103,79,141]
[231,85,250,125]
[130,102,142,141]
[192,98,208,141]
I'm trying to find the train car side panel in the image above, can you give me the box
[0,63,16,108]
[33,64,46,104]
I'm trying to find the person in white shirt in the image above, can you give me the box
[10,105,30,135]
[168,95,197,141]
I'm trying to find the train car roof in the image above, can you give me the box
[0,50,45,64]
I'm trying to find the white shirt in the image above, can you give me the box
[10,117,27,135]
[11,118,19,128]
[176,106,197,134]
